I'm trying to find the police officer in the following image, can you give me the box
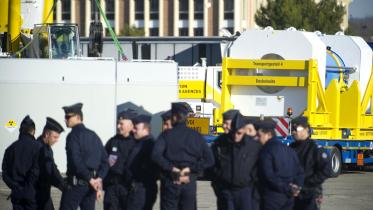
[222,109,240,134]
[256,119,304,210]
[211,113,262,210]
[126,114,158,210]
[161,110,172,131]
[59,103,109,210]
[2,115,40,210]
[152,102,214,210]
[290,116,331,210]
[35,117,65,210]
[210,109,240,210]
[103,110,137,210]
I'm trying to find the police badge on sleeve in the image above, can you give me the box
[108,154,118,167]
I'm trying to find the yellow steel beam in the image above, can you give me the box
[0,0,9,33]
[43,0,54,24]
[324,79,341,139]
[226,75,305,87]
[361,65,373,114]
[225,58,307,70]
[305,59,329,127]
[8,0,21,53]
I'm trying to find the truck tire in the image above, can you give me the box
[330,147,342,177]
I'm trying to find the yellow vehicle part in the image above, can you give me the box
[218,58,373,140]
[43,0,54,24]
[8,0,21,53]
[186,117,210,135]
[205,84,221,106]
[0,0,9,33]
[179,81,205,99]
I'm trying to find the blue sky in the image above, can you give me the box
[349,0,373,18]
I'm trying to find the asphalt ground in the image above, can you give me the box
[1,171,373,210]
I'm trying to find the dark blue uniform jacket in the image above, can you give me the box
[2,133,40,201]
[65,124,109,181]
[211,134,262,188]
[258,138,304,196]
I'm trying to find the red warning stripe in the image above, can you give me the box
[273,117,289,138]
[279,117,289,129]
[275,124,287,137]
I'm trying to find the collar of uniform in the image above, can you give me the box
[72,123,85,131]
[227,134,247,146]
[173,122,187,128]
[37,135,46,145]
[293,139,308,146]
[19,133,35,141]
[115,133,133,140]
[267,137,279,145]
[136,135,152,142]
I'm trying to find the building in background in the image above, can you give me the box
[348,0,373,42]
[54,0,351,37]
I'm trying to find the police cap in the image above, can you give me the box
[62,103,83,115]
[161,110,172,121]
[171,102,193,115]
[118,109,137,121]
[244,116,258,126]
[255,119,276,131]
[45,117,64,133]
[133,114,152,125]
[291,116,310,129]
[230,113,246,132]
[222,109,239,121]
[20,115,35,134]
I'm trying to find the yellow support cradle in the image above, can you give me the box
[217,58,373,140]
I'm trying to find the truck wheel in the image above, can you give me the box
[330,147,342,177]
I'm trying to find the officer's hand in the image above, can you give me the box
[179,175,190,184]
[96,190,103,201]
[89,178,99,191]
[289,183,301,197]
[180,167,190,176]
[172,167,181,173]
[95,177,103,190]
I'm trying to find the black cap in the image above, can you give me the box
[62,103,83,115]
[244,116,258,126]
[133,114,152,125]
[44,117,64,133]
[171,102,193,115]
[20,115,35,134]
[291,116,310,129]
[230,113,246,132]
[118,109,137,120]
[255,119,276,131]
[222,109,239,121]
[161,110,172,121]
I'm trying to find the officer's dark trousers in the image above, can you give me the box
[211,182,224,210]
[261,192,293,210]
[11,197,37,210]
[160,179,196,210]
[59,185,96,210]
[220,186,255,210]
[104,185,128,210]
[294,195,319,210]
[36,196,54,210]
[127,183,157,210]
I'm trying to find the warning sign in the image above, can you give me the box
[5,120,17,133]
[186,117,210,135]
[179,81,205,99]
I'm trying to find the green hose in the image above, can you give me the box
[94,0,127,60]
